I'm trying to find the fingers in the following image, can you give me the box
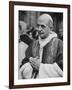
[29,59,35,67]
[29,57,40,71]
[29,57,36,66]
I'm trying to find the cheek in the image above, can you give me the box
[40,31,48,39]
[45,29,49,35]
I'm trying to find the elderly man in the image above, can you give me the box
[20,14,63,79]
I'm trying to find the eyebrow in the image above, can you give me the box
[37,23,46,26]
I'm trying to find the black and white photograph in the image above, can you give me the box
[18,11,63,79]
[9,1,70,89]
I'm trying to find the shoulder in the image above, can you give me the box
[52,38,63,53]
[52,37,62,43]
[55,38,63,48]
[51,37,63,46]
[46,37,63,51]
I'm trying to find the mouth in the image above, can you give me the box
[39,31,44,35]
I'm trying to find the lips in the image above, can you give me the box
[39,31,44,35]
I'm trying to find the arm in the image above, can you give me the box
[19,42,33,79]
[19,42,28,66]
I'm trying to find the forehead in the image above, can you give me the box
[37,16,49,25]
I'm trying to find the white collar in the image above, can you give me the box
[39,31,57,48]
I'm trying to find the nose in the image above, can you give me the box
[38,25,42,31]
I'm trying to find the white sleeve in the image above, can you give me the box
[38,62,63,78]
[19,42,28,66]
[20,62,33,79]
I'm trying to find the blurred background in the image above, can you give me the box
[19,11,63,40]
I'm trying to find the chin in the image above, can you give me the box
[40,33,48,39]
[40,35,46,39]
